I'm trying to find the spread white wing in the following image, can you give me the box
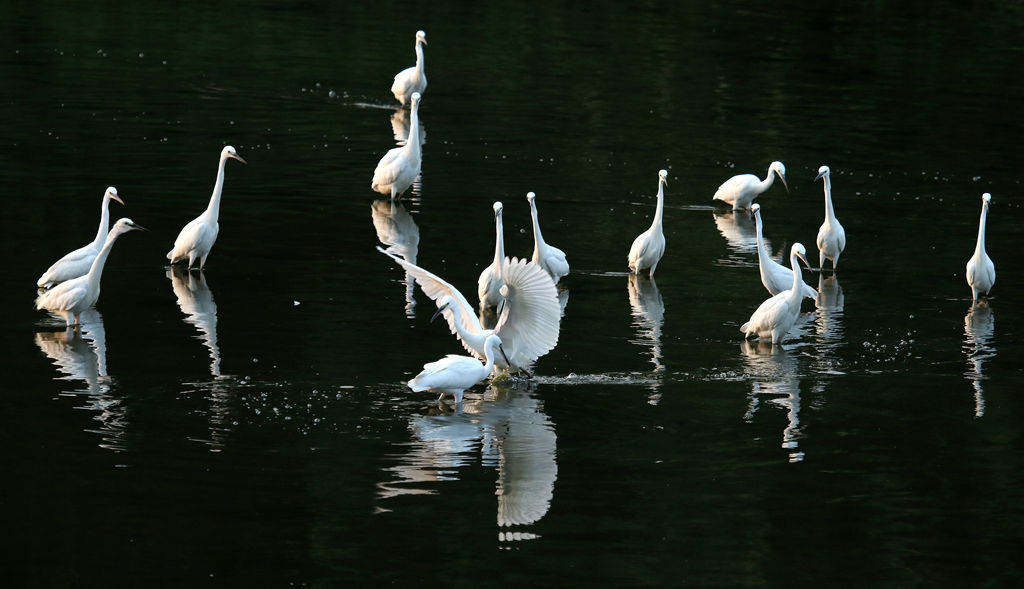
[495,257,561,368]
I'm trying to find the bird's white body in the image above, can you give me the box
[378,247,560,371]
[751,204,816,299]
[527,192,569,284]
[478,202,506,308]
[714,161,788,211]
[408,334,505,404]
[167,146,246,269]
[36,218,145,326]
[741,243,810,344]
[628,170,669,278]
[372,92,423,199]
[37,187,125,289]
[966,193,995,301]
[391,30,427,106]
[814,165,846,270]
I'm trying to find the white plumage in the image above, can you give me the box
[526,192,569,284]
[741,243,810,344]
[37,187,125,289]
[372,92,423,199]
[966,192,995,301]
[391,30,427,106]
[751,204,816,299]
[478,202,506,308]
[814,165,846,271]
[408,334,507,404]
[628,169,669,278]
[167,146,246,270]
[713,161,788,210]
[36,218,146,326]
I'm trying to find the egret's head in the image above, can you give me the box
[223,145,247,164]
[982,193,992,204]
[658,169,669,185]
[410,92,421,106]
[105,186,125,206]
[815,165,830,182]
[526,191,536,202]
[791,242,809,268]
[493,201,503,214]
[416,30,427,45]
[771,161,789,192]
[112,217,148,234]
[751,203,761,214]
[431,296,453,322]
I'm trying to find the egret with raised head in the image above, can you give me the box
[814,165,846,271]
[372,92,423,199]
[966,192,995,301]
[408,334,509,404]
[479,202,506,308]
[628,169,668,278]
[714,161,788,210]
[37,187,125,289]
[751,204,816,299]
[527,192,569,284]
[741,243,811,344]
[391,30,427,106]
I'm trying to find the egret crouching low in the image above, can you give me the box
[527,192,569,284]
[814,165,846,271]
[167,146,246,270]
[966,193,995,301]
[751,204,816,298]
[628,169,668,278]
[37,187,125,289]
[714,161,788,210]
[741,243,810,344]
[408,334,510,404]
[478,202,506,308]
[372,92,423,199]
[391,30,427,106]
[36,218,147,326]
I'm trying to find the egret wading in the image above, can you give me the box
[36,218,147,326]
[372,92,423,199]
[167,146,246,270]
[966,192,995,301]
[814,165,846,271]
[37,187,125,289]
[408,334,510,404]
[628,169,669,278]
[713,161,788,211]
[527,192,569,284]
[391,30,427,106]
[741,243,811,344]
[478,202,506,308]
[751,204,816,299]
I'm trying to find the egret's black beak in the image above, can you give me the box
[814,171,827,182]
[431,303,449,323]
[132,223,150,232]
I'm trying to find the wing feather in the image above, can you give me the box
[494,257,561,367]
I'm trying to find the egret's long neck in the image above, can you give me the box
[823,177,837,223]
[447,303,488,355]
[651,181,666,229]
[759,170,776,194]
[492,212,505,267]
[530,200,546,249]
[482,342,498,374]
[788,252,804,304]
[975,203,989,256]
[754,212,770,260]
[407,102,421,156]
[92,196,112,247]
[85,230,121,293]
[206,154,229,219]
[415,41,424,73]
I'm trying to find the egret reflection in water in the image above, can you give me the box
[168,266,221,376]
[740,340,804,463]
[34,310,128,452]
[712,210,758,267]
[627,274,664,404]
[371,199,420,317]
[378,385,557,542]
[963,303,994,418]
[390,105,426,147]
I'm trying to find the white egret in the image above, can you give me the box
[391,30,427,106]
[377,246,560,372]
[168,266,221,377]
[741,243,811,344]
[371,199,420,315]
[167,145,246,269]
[478,202,506,308]
[36,218,147,326]
[966,192,995,301]
[814,165,846,271]
[714,161,788,210]
[408,334,509,404]
[751,204,816,299]
[526,192,569,284]
[37,187,125,289]
[372,92,423,199]
[628,169,668,278]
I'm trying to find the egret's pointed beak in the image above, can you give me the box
[498,344,511,367]
[797,251,811,270]
[778,173,789,193]
[110,194,125,206]
[814,170,827,182]
[430,302,450,323]
[131,223,150,232]
[230,153,247,164]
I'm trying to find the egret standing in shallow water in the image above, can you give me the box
[37,187,125,289]
[741,243,811,344]
[391,30,427,106]
[372,92,423,199]
[36,218,147,326]
[408,334,510,404]
[814,165,846,271]
[966,192,995,301]
[628,169,668,279]
[527,192,569,284]
[167,146,246,270]
[714,161,788,211]
[751,204,816,299]
[479,202,506,308]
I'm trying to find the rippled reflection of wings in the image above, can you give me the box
[34,309,107,385]
[495,258,561,368]
[495,391,558,529]
[168,266,221,376]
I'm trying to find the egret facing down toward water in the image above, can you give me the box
[966,193,995,301]
[527,192,569,284]
[36,218,147,326]
[814,165,846,271]
[37,187,125,289]
[751,204,816,299]
[478,202,506,308]
[372,92,423,199]
[714,161,788,211]
[741,243,810,344]
[628,169,668,278]
[391,30,427,106]
[408,334,509,404]
[167,146,246,270]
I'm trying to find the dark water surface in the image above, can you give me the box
[4,2,1024,587]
